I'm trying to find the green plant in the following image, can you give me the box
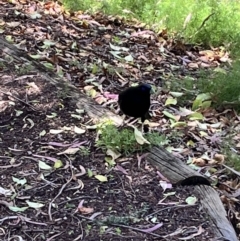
[61,0,240,49]
[168,60,240,113]
[166,76,200,107]
[224,149,240,172]
[79,146,90,156]
[96,124,167,155]
[197,61,240,112]
[16,63,34,75]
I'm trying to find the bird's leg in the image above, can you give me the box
[141,119,150,133]
[127,117,138,126]
[141,122,145,133]
[118,115,126,128]
[118,115,136,128]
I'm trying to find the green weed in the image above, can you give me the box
[61,0,240,48]
[198,62,240,112]
[79,146,90,156]
[96,124,168,155]
[221,132,240,171]
[168,60,240,113]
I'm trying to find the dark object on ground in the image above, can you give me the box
[180,176,211,186]
[118,83,151,123]
[143,124,149,133]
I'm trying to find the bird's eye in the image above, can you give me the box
[140,84,151,92]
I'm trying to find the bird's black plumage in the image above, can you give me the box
[118,83,151,123]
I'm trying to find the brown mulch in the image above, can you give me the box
[0,0,239,240]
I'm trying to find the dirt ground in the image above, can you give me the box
[0,1,239,240]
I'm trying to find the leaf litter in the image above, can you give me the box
[0,0,239,240]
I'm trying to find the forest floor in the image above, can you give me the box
[0,1,239,240]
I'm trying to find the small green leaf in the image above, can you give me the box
[39,130,46,136]
[187,140,195,146]
[185,196,197,205]
[162,111,176,120]
[124,55,134,62]
[5,35,14,43]
[12,177,27,186]
[109,51,122,59]
[43,40,56,46]
[105,156,116,166]
[74,126,86,134]
[15,110,23,116]
[26,201,44,209]
[95,175,108,182]
[133,127,150,145]
[196,93,211,101]
[109,43,129,51]
[88,169,93,177]
[39,160,52,170]
[30,54,42,59]
[9,206,28,212]
[165,97,177,106]
[72,114,82,119]
[170,121,187,128]
[47,113,57,119]
[54,160,63,169]
[189,112,204,120]
[201,100,212,108]
[49,129,63,134]
[43,62,54,69]
[199,131,208,137]
[169,92,183,97]
[192,99,202,110]
[26,118,34,129]
[106,149,121,162]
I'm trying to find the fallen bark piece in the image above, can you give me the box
[147,146,210,185]
[194,185,238,241]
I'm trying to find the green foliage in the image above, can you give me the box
[221,133,240,171]
[79,146,90,156]
[225,149,240,172]
[61,0,240,48]
[16,63,34,75]
[96,124,167,155]
[198,62,240,112]
[168,61,240,113]
[166,76,201,107]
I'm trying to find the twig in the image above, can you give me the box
[48,159,74,221]
[189,12,215,40]
[57,196,99,206]
[0,89,39,112]
[0,216,19,224]
[46,231,64,241]
[222,164,240,177]
[146,204,197,217]
[110,223,166,239]
[197,12,215,32]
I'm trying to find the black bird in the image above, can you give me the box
[118,83,152,124]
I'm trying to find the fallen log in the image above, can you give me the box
[0,37,123,127]
[146,146,238,241]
